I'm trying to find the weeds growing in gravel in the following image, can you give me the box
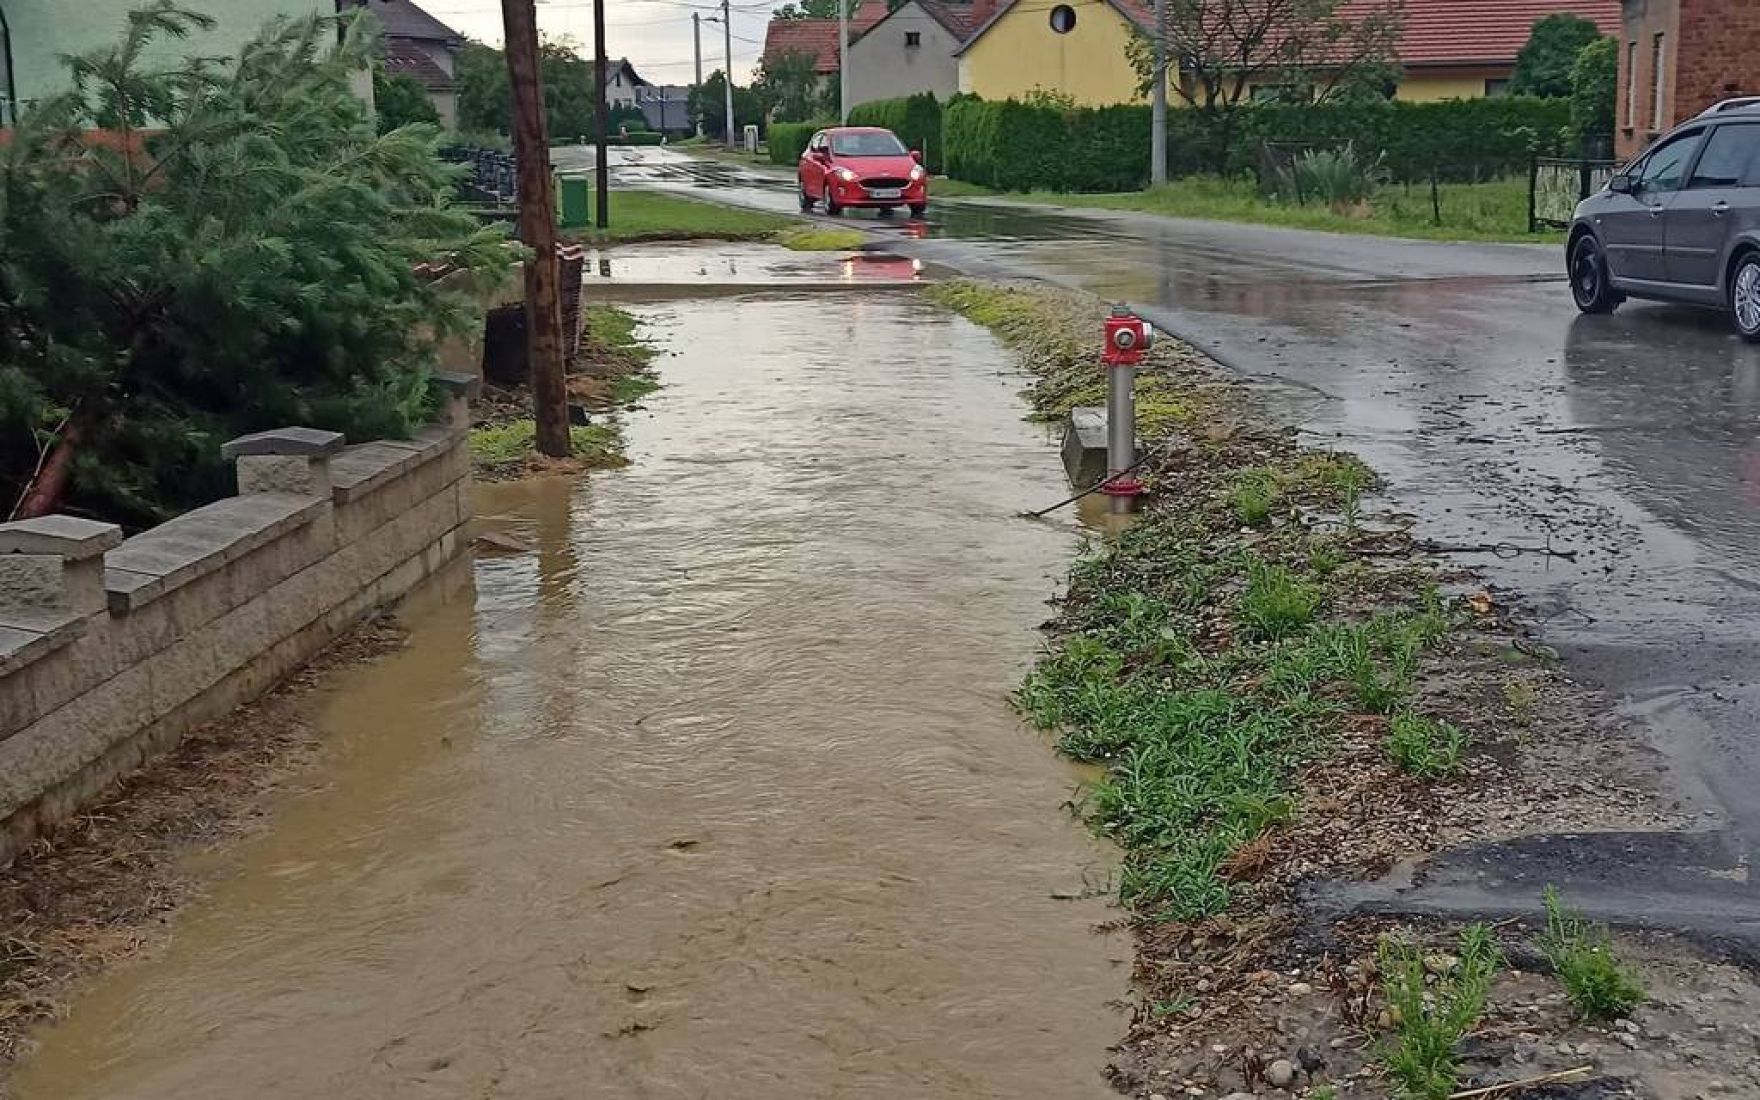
[1230,467,1281,526]
[1240,558,1322,640]
[1540,886,1645,1021]
[946,281,1474,927]
[1386,711,1468,777]
[1380,924,1503,1100]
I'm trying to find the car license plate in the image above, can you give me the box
[867,188,902,200]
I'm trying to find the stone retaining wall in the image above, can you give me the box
[0,374,481,864]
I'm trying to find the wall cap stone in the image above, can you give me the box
[431,371,483,400]
[105,492,325,614]
[0,516,123,559]
[221,427,346,460]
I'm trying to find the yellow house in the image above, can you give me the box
[955,0,1622,107]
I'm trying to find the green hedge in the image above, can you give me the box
[942,95,1577,192]
[944,97,1150,191]
[609,131,665,146]
[1236,96,1575,181]
[769,120,832,165]
[847,93,944,172]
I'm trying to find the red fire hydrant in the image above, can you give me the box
[1101,305,1153,509]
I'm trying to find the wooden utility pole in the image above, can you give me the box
[593,0,610,230]
[499,0,571,458]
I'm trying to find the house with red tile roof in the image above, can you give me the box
[845,0,997,106]
[955,0,1622,106]
[762,6,891,78]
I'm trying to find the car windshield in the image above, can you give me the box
[830,132,906,157]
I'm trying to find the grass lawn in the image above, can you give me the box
[934,174,1560,244]
[566,189,796,243]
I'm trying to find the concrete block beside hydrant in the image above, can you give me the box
[1061,406,1143,491]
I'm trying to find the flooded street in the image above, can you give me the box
[15,283,1127,1098]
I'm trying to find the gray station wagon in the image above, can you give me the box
[1570,99,1760,340]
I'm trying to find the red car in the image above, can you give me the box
[797,126,928,218]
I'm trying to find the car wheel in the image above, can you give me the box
[798,182,815,211]
[1570,234,1619,315]
[908,203,926,218]
[1732,253,1760,342]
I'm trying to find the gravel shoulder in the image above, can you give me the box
[930,279,1759,1099]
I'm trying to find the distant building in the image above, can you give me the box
[0,0,330,124]
[845,0,995,107]
[605,58,651,111]
[353,0,464,131]
[956,0,1621,107]
[761,6,888,100]
[1617,0,1760,159]
[635,84,693,135]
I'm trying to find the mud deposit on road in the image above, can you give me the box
[13,291,1126,1098]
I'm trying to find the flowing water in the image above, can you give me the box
[15,288,1127,1099]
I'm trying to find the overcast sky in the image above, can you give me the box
[417,0,777,84]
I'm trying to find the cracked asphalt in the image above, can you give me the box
[589,145,1760,946]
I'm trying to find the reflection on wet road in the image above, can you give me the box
[591,145,1760,923]
[15,294,1125,1098]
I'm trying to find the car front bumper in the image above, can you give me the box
[830,178,928,207]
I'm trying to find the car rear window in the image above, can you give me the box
[1689,124,1760,188]
[830,132,906,156]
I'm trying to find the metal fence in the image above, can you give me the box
[1529,156,1618,232]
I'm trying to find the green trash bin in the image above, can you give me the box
[557,175,591,229]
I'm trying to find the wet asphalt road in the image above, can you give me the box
[588,146,1760,942]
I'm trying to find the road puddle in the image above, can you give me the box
[15,290,1126,1098]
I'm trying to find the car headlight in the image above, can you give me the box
[909,165,926,182]
[834,167,857,182]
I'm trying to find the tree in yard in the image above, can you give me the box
[689,70,768,139]
[457,40,513,133]
[752,48,824,123]
[773,0,860,19]
[1570,36,1618,155]
[0,2,512,526]
[1509,13,1605,98]
[455,37,596,139]
[1126,0,1404,172]
[372,67,440,133]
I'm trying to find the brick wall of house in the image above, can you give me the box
[1675,0,1760,127]
[1619,0,1760,160]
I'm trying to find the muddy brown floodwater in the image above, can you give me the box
[15,288,1128,1099]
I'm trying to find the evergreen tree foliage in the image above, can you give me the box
[0,2,513,527]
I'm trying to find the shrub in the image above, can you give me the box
[1285,143,1387,209]
[768,119,831,165]
[848,93,943,172]
[1539,886,1645,1021]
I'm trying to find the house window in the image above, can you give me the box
[905,30,921,47]
[1652,33,1666,130]
[1048,4,1076,33]
[1625,41,1637,129]
[1484,78,1509,97]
